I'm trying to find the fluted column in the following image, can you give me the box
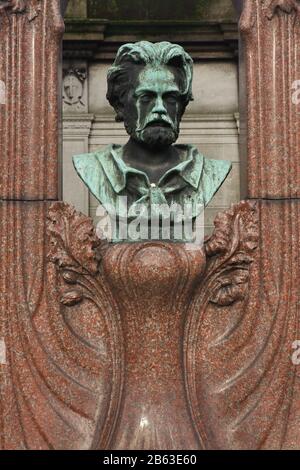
[0,1,72,450]
[191,0,300,449]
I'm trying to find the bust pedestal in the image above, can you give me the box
[103,242,205,449]
[46,200,258,449]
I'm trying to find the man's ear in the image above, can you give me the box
[112,95,126,122]
[114,107,124,122]
[178,100,188,120]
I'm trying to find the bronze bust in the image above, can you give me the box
[73,41,231,241]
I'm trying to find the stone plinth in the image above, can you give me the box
[45,200,257,450]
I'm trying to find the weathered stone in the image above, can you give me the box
[0,0,65,200]
[86,0,237,22]
[238,0,300,199]
[46,199,258,449]
[1,0,300,451]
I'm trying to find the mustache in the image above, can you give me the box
[145,120,172,128]
[136,115,176,132]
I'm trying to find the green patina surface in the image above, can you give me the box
[134,66,181,145]
[72,41,232,242]
[73,145,231,242]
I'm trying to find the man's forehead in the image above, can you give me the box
[136,65,179,89]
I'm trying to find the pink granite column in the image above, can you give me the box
[238,0,300,200]
[0,3,122,450]
[0,1,100,449]
[0,0,65,200]
[183,1,300,449]
[0,0,63,449]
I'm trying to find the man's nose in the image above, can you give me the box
[152,96,167,115]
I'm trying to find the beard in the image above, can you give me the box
[136,126,178,149]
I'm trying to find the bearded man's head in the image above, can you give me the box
[106,41,194,150]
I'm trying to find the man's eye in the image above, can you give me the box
[139,94,152,103]
[165,95,178,104]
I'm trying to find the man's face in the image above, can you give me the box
[123,65,183,149]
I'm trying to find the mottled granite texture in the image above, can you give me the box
[239,0,300,198]
[233,0,300,449]
[0,0,64,200]
[46,200,258,449]
[0,202,110,449]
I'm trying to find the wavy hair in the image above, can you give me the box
[107,41,194,122]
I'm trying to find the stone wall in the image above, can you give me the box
[66,0,236,21]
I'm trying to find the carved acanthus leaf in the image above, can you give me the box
[264,0,300,19]
[47,202,102,277]
[204,201,258,306]
[47,201,258,309]
[266,0,300,20]
[47,202,110,307]
[0,0,41,21]
[239,0,300,33]
[0,0,26,13]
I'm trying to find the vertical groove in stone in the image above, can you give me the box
[0,0,65,200]
[240,1,300,198]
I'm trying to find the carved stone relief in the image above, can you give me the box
[45,200,258,449]
[1,0,300,451]
[63,62,88,113]
[0,0,41,21]
[264,0,300,18]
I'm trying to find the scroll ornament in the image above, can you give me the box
[47,200,258,310]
